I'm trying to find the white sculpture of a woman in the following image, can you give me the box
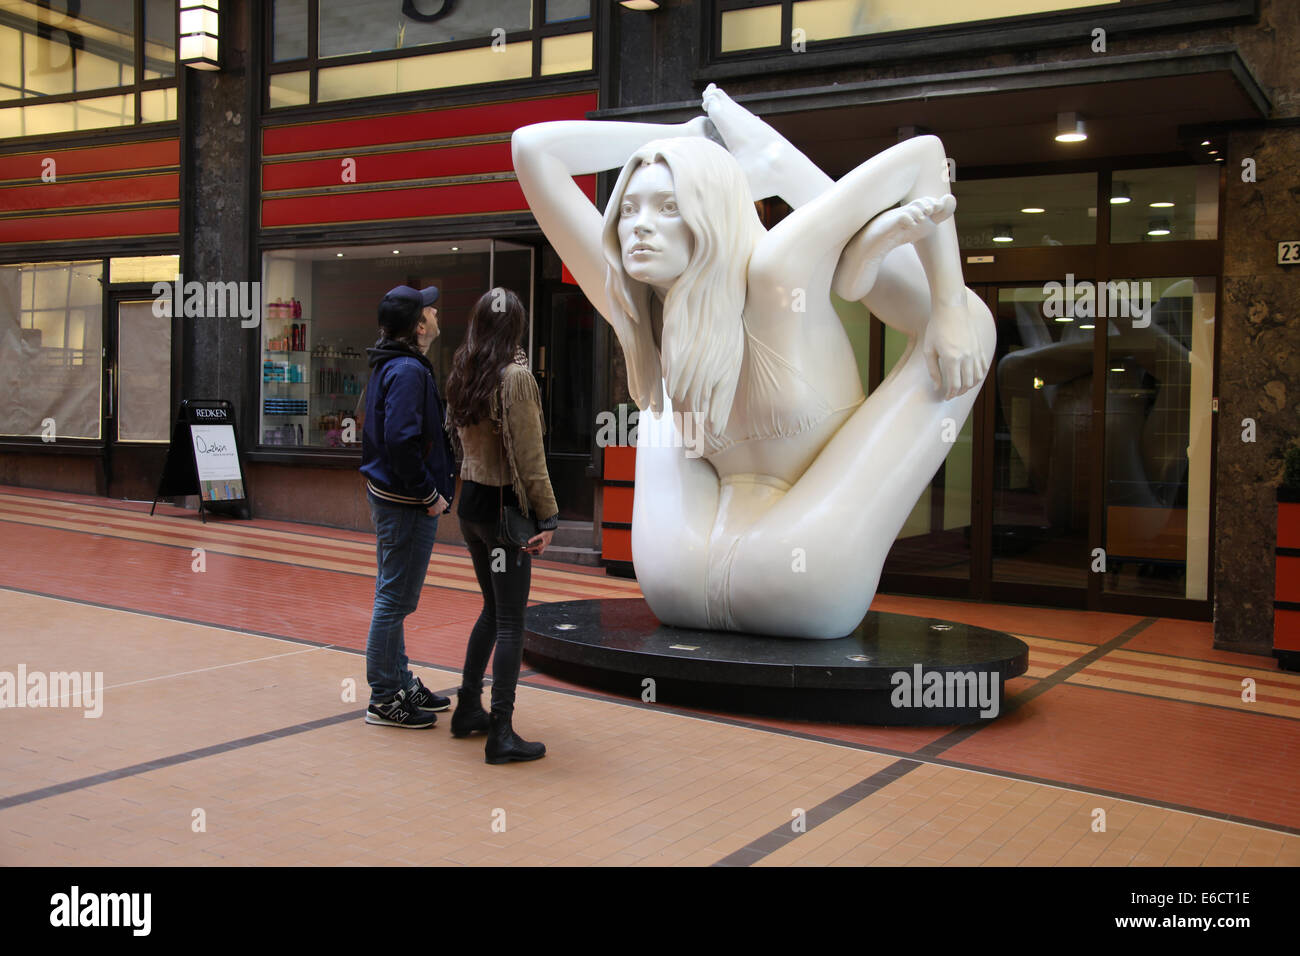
[513,86,995,639]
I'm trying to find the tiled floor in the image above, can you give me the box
[1,485,1297,867]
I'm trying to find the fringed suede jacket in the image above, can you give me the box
[451,355,559,529]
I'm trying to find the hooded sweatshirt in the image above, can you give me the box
[359,339,457,507]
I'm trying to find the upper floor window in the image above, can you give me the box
[715,0,1201,56]
[267,0,594,108]
[0,0,177,140]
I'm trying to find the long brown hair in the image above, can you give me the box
[445,287,528,428]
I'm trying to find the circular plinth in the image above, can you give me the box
[524,598,1029,725]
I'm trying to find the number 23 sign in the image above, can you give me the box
[1279,241,1300,265]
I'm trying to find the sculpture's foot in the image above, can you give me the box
[833,195,957,302]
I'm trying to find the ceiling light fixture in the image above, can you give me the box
[619,0,660,9]
[179,0,220,70]
[1149,201,1175,208]
[1055,112,1087,143]
[992,224,1014,243]
[1147,218,1172,237]
[1021,207,1046,214]
[1110,181,1131,205]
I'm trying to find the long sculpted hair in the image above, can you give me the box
[601,137,764,438]
[445,287,529,428]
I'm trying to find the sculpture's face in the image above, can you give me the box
[617,161,694,293]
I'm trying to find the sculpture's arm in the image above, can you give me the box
[511,119,706,316]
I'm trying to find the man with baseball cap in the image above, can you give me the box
[359,283,458,728]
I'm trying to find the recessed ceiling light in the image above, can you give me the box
[1055,112,1087,143]
[1147,218,1172,237]
[1055,316,1074,323]
[1207,149,1219,155]
[1149,201,1175,208]
[392,249,400,254]
[1079,323,1096,330]
[450,246,459,251]
[1110,181,1131,204]
[336,252,343,257]
[1109,367,1125,372]
[1021,207,1046,214]
[1200,140,1211,146]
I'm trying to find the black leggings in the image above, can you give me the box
[459,516,533,718]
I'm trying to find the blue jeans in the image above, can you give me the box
[366,492,439,704]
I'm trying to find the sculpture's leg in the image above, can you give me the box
[724,287,996,638]
[630,390,720,630]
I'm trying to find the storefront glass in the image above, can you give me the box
[0,261,104,440]
[1109,166,1219,243]
[991,284,1094,589]
[258,240,533,449]
[1102,276,1214,600]
[953,173,1098,248]
[317,0,532,58]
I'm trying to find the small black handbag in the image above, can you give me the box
[494,379,539,549]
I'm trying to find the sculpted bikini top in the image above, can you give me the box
[696,327,861,457]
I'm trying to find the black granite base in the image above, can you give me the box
[523,599,1030,725]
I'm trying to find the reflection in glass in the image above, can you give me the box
[882,325,973,581]
[319,0,531,58]
[0,261,104,440]
[317,43,532,101]
[273,0,310,61]
[992,285,1094,588]
[1110,167,1219,243]
[545,0,591,22]
[1103,277,1214,599]
[721,5,782,52]
[954,173,1097,248]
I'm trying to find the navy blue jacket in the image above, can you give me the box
[360,343,457,507]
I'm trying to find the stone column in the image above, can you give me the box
[179,0,256,426]
[1215,124,1300,651]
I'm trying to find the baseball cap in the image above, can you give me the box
[384,285,439,307]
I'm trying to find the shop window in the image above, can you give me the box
[540,33,592,76]
[953,172,1098,248]
[1109,167,1219,244]
[0,3,176,138]
[268,0,594,109]
[318,42,533,102]
[268,71,311,109]
[317,0,532,59]
[273,0,310,62]
[792,0,1119,43]
[1103,276,1214,600]
[258,240,533,449]
[721,5,782,53]
[0,261,104,440]
[546,0,590,23]
[109,256,180,284]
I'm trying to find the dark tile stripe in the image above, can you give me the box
[0,710,362,810]
[711,759,923,867]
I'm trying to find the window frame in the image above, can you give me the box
[702,0,1260,78]
[0,0,178,139]
[263,0,597,111]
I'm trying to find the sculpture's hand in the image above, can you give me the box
[922,296,990,400]
[701,83,790,201]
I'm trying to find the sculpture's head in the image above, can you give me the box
[601,136,763,435]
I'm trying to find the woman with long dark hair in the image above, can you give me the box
[444,287,558,764]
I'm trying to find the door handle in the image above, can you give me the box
[106,367,114,418]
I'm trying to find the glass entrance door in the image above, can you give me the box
[878,278,1215,615]
[104,295,172,499]
[986,283,1095,604]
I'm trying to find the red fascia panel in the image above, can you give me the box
[262,92,598,156]
[0,206,178,243]
[262,174,594,228]
[0,139,179,183]
[0,172,178,212]
[262,141,513,192]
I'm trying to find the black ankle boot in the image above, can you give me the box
[450,688,490,738]
[484,714,545,764]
